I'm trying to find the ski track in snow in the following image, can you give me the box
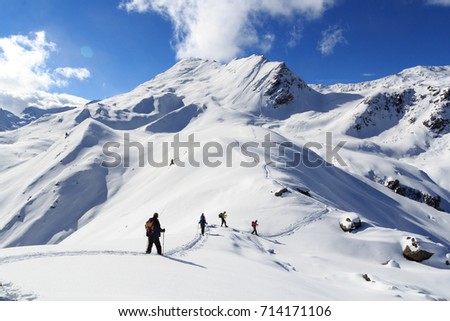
[264,207,330,238]
[0,249,145,265]
[165,230,207,256]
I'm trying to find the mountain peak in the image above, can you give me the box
[108,55,318,121]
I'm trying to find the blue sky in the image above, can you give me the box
[1,0,450,103]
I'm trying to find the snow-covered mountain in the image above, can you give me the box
[1,56,450,300]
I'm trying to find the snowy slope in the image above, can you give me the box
[1,56,450,301]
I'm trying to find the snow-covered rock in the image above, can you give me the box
[402,237,434,262]
[339,213,362,232]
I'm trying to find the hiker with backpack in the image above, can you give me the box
[251,220,259,236]
[145,213,166,255]
[199,213,207,236]
[219,211,228,227]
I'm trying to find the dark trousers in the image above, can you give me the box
[146,236,162,254]
[200,224,206,235]
[252,228,258,235]
[221,218,227,227]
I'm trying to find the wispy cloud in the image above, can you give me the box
[260,33,275,53]
[317,25,347,56]
[362,72,376,77]
[287,24,303,48]
[120,0,336,61]
[426,0,450,6]
[0,31,90,112]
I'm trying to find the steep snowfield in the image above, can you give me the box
[1,56,450,300]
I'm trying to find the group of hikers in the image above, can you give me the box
[144,212,259,255]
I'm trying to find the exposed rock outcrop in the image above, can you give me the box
[385,179,443,211]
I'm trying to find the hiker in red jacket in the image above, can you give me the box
[145,213,166,255]
[251,220,258,236]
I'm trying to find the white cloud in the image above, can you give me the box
[120,0,335,61]
[0,31,90,113]
[317,25,347,56]
[427,0,450,6]
[55,67,91,81]
[0,31,54,95]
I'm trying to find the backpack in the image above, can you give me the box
[145,219,154,237]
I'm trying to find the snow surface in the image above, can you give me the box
[1,56,450,301]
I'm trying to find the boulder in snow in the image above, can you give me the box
[402,237,434,262]
[339,214,362,232]
[362,274,372,282]
[274,188,290,197]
